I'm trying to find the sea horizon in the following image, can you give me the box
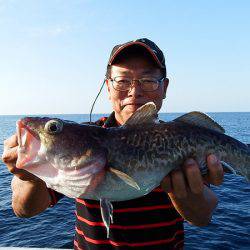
[0,111,250,116]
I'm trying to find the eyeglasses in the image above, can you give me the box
[109,76,165,92]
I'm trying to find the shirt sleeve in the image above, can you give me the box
[47,188,64,207]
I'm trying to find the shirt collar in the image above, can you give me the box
[103,111,119,128]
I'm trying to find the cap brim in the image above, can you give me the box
[108,41,165,68]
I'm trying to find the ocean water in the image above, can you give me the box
[0,112,249,249]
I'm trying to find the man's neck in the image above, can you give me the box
[114,113,125,126]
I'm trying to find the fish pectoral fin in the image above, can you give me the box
[220,161,237,175]
[109,167,140,191]
[123,102,158,126]
[100,198,113,238]
[174,112,225,134]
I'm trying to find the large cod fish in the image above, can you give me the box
[15,102,250,236]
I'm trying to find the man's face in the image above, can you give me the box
[106,55,169,125]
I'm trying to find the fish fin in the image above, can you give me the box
[197,159,237,176]
[198,158,239,178]
[109,167,140,190]
[174,111,225,134]
[199,159,237,175]
[100,198,113,238]
[220,161,237,175]
[124,102,158,126]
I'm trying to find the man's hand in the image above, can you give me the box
[2,134,51,217]
[2,134,39,181]
[161,154,224,197]
[161,154,223,226]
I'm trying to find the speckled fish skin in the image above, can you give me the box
[16,107,250,202]
[86,120,250,201]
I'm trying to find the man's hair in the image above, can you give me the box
[105,45,166,79]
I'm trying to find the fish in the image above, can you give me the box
[15,102,250,236]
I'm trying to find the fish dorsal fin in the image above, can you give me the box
[124,102,158,126]
[174,111,225,134]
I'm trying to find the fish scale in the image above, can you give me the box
[101,121,250,198]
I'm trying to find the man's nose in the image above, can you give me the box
[128,80,143,96]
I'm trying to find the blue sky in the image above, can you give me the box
[0,0,249,115]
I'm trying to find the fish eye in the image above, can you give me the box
[45,119,63,134]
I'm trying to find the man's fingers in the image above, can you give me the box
[183,159,204,195]
[206,154,224,186]
[7,163,39,181]
[2,134,40,182]
[161,175,172,193]
[4,160,23,177]
[4,134,18,148]
[2,146,18,163]
[171,169,187,199]
[2,134,18,163]
[15,169,39,181]
[5,161,18,173]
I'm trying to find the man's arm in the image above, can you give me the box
[2,134,51,217]
[161,154,223,226]
[11,176,51,217]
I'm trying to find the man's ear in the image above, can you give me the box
[163,78,169,99]
[106,79,111,100]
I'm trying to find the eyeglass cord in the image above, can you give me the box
[89,78,106,123]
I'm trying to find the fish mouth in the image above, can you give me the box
[16,119,42,169]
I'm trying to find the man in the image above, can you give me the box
[2,38,224,249]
